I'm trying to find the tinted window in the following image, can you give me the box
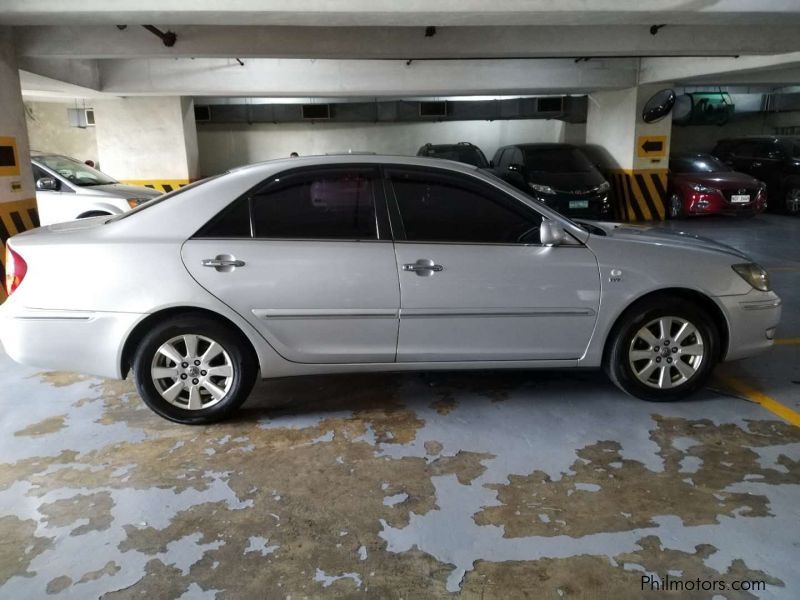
[793,143,800,159]
[523,147,595,173]
[196,196,252,238]
[251,168,378,239]
[497,148,513,170]
[388,169,541,244]
[32,164,48,180]
[670,155,731,173]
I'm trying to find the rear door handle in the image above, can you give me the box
[202,255,245,272]
[402,258,444,276]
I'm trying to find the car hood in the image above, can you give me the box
[526,170,605,192]
[583,221,752,261]
[77,183,162,199]
[672,171,760,188]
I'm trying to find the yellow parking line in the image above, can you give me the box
[775,338,800,346]
[717,376,800,427]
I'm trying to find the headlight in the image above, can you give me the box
[529,182,556,195]
[732,263,770,292]
[689,183,716,193]
[597,181,611,193]
[127,197,149,208]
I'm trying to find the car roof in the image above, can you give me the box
[228,154,481,176]
[502,143,580,150]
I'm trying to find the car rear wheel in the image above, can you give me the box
[132,316,257,424]
[604,298,718,401]
[667,192,684,219]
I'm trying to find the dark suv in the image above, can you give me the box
[489,143,611,219]
[711,136,800,215]
[416,142,489,168]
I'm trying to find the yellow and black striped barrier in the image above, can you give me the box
[0,198,39,302]
[119,179,191,194]
[608,169,668,222]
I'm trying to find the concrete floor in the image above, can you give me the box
[1,214,798,599]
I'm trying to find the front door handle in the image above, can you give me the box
[202,254,245,272]
[751,161,762,168]
[402,258,444,276]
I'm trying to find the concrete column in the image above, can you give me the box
[94,97,198,193]
[587,85,672,221]
[0,27,38,301]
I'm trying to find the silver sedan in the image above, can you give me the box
[0,155,781,423]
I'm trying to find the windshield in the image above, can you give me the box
[36,155,117,186]
[523,147,595,173]
[108,175,221,222]
[670,155,731,173]
[420,146,489,168]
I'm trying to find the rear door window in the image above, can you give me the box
[251,167,379,240]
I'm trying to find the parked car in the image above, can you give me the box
[416,142,489,168]
[32,153,161,225]
[667,153,766,218]
[489,143,612,219]
[1,156,780,424]
[711,136,800,215]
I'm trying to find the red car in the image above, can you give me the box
[667,153,767,218]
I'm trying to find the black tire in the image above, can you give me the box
[604,298,719,402]
[132,315,257,424]
[666,192,685,219]
[782,184,800,215]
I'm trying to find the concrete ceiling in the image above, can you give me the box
[2,0,800,26]
[6,0,800,101]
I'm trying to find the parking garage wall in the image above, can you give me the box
[196,119,567,175]
[671,111,800,154]
[24,101,99,166]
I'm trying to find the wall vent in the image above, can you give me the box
[302,104,331,120]
[419,101,447,117]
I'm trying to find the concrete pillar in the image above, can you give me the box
[0,27,38,302]
[94,97,198,193]
[587,85,672,221]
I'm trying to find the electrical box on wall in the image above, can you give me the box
[67,108,95,128]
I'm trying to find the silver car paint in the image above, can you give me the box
[33,158,161,225]
[0,155,781,381]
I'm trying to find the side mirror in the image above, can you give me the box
[508,163,524,173]
[540,220,565,247]
[36,177,59,191]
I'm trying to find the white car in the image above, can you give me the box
[1,155,781,424]
[32,154,161,225]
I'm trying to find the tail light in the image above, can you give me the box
[5,244,27,296]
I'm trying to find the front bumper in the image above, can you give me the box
[0,306,143,379]
[717,290,781,361]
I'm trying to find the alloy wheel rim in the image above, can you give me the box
[628,316,705,389]
[150,334,234,410]
[669,194,682,218]
[787,188,800,214]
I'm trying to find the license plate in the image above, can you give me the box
[731,194,750,204]
[569,200,589,209]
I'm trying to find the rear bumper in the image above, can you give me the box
[718,290,781,361]
[0,306,142,379]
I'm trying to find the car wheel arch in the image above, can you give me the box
[602,288,730,364]
[120,306,260,379]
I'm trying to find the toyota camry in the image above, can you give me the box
[0,155,781,423]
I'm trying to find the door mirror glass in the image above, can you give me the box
[36,176,59,191]
[540,220,565,246]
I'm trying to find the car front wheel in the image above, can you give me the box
[605,298,718,401]
[132,316,257,424]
